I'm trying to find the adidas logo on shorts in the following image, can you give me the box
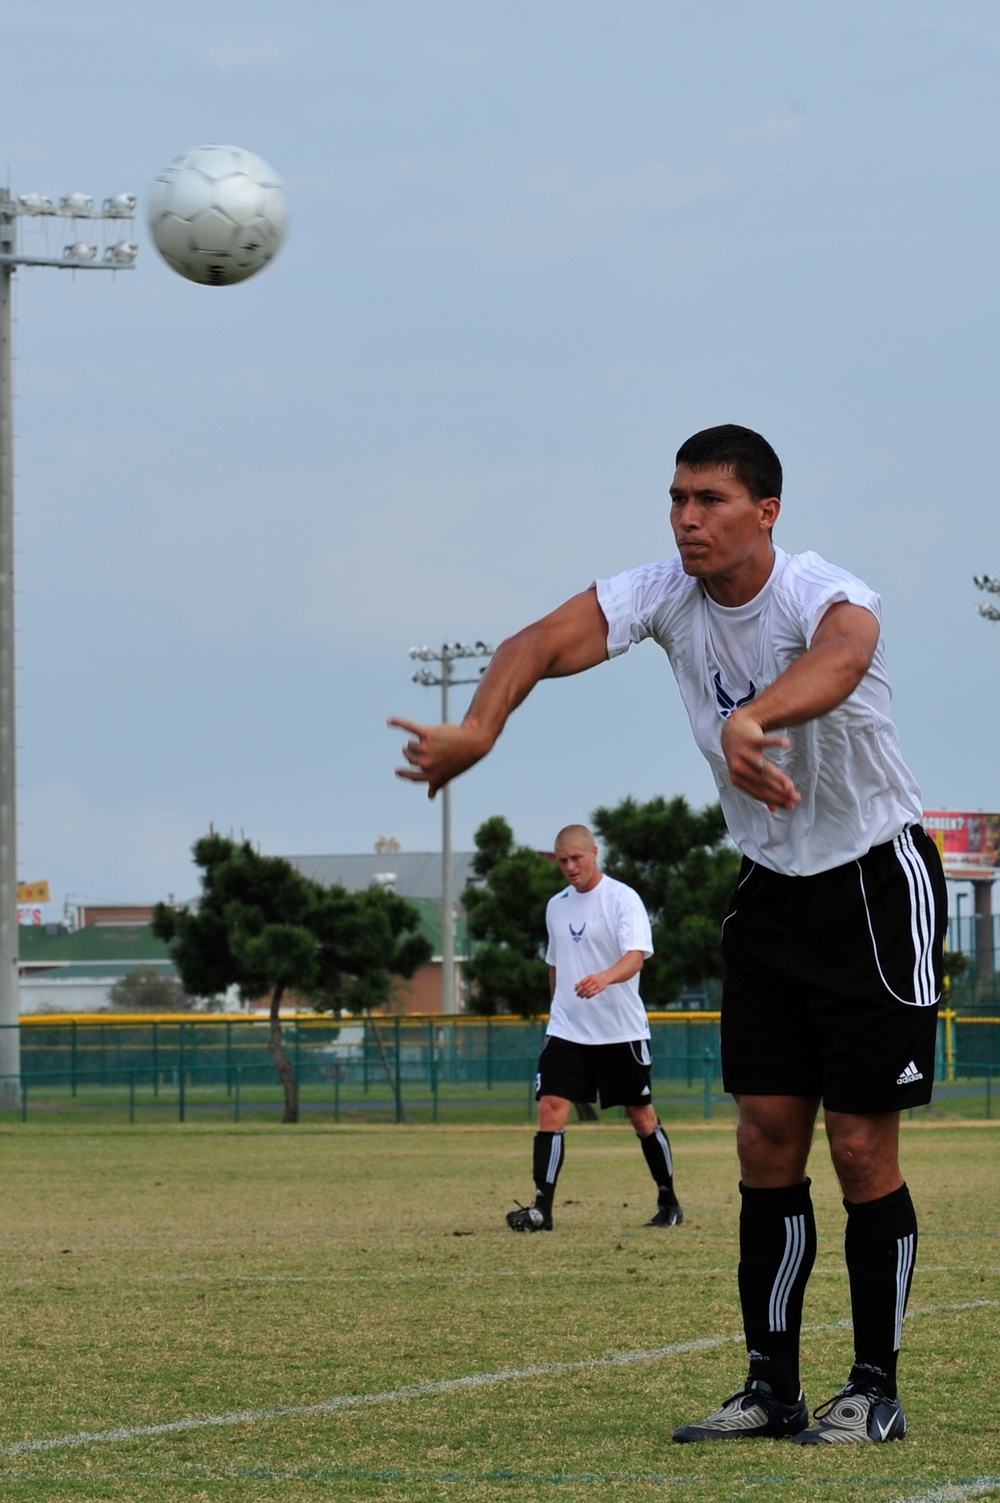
[896,1060,924,1086]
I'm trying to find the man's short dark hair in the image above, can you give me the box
[675,424,782,501]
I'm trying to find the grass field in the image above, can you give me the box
[0,1120,996,1503]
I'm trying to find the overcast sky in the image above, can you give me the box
[5,0,1000,911]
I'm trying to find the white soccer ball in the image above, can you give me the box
[148,145,289,287]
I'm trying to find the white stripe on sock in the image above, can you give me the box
[894,1231,915,1350]
[769,1214,806,1334]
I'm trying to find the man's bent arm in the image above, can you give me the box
[574,950,645,999]
[391,588,610,795]
[722,601,880,811]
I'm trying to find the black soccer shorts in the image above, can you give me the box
[719,825,946,1114]
[536,1034,655,1110]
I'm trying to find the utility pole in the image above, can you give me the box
[408,641,493,1013]
[0,186,137,1102]
[972,576,1000,976]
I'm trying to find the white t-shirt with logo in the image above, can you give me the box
[595,547,923,877]
[545,874,654,1044]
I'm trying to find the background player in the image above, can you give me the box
[506,823,682,1233]
[391,423,945,1446]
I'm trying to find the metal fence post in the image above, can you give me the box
[363,1015,369,1095]
[178,1037,186,1123]
[428,1020,439,1124]
[234,1066,241,1123]
[129,1070,135,1125]
[986,1063,992,1122]
[486,1016,493,1090]
[334,1067,340,1124]
[152,1020,159,1098]
[71,1020,78,1099]
[226,1020,233,1096]
[394,1015,403,1123]
[20,1075,27,1123]
[703,1047,714,1121]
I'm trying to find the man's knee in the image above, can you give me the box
[538,1095,574,1131]
[625,1103,658,1135]
[736,1095,819,1186]
[824,1110,902,1200]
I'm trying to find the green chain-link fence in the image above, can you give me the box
[1,1011,996,1123]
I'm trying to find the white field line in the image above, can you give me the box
[2,1299,995,1461]
[13,1261,994,1289]
[893,1483,1000,1503]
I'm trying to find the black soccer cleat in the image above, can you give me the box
[672,1379,808,1442]
[645,1202,684,1227]
[505,1204,553,1232]
[792,1381,906,1445]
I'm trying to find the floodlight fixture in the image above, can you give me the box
[105,241,139,266]
[60,192,94,216]
[103,194,137,217]
[17,195,57,216]
[974,575,1000,623]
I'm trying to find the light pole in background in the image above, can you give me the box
[408,641,494,1014]
[973,575,1000,975]
[0,187,137,1101]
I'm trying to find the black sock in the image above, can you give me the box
[532,1131,565,1216]
[639,1121,678,1204]
[843,1184,917,1399]
[738,1180,816,1403]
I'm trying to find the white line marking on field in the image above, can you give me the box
[892,1482,1000,1503]
[2,1299,995,1460]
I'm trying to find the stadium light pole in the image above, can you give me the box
[408,641,494,1014]
[0,186,137,1103]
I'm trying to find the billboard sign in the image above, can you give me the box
[922,810,1000,880]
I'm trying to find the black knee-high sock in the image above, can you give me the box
[738,1180,817,1403]
[843,1184,917,1398]
[639,1121,678,1205]
[532,1131,565,1215]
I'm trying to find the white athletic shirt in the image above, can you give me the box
[545,874,654,1044]
[596,546,923,877]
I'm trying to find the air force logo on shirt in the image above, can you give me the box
[569,923,586,943]
[714,670,757,719]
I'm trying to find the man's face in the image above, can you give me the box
[555,839,601,892]
[669,463,779,594]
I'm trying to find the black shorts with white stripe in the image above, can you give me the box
[536,1034,654,1110]
[719,824,946,1114]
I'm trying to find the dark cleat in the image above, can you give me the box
[645,1203,684,1227]
[792,1382,906,1445]
[673,1380,808,1443]
[505,1205,553,1232]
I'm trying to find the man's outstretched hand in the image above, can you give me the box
[389,718,490,798]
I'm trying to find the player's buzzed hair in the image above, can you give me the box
[554,824,595,848]
[676,423,783,502]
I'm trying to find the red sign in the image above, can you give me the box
[922,810,1000,880]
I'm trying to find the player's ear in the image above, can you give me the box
[760,496,780,531]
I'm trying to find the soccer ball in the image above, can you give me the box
[147,145,289,287]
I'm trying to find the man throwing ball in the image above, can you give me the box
[391,424,945,1445]
[505,823,682,1234]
